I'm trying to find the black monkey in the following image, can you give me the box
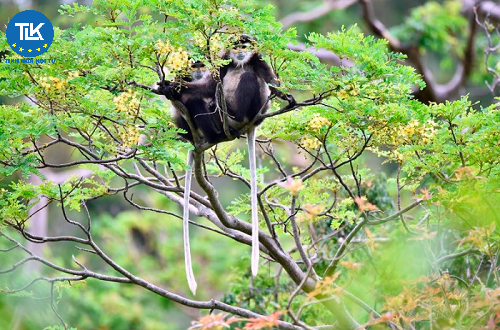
[220,35,293,128]
[158,61,224,295]
[162,61,225,144]
[220,35,295,276]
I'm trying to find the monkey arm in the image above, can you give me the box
[269,85,296,105]
[156,80,181,100]
[253,57,296,105]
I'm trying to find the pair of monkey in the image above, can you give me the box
[159,35,294,295]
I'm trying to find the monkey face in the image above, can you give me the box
[190,63,210,82]
[229,43,253,65]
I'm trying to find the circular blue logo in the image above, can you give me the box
[6,10,54,58]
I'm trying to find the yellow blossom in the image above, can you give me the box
[67,71,79,79]
[167,47,190,72]
[300,136,321,149]
[392,150,404,162]
[119,125,141,149]
[155,40,174,55]
[113,90,140,116]
[38,76,66,91]
[389,119,437,145]
[193,34,206,48]
[209,34,223,53]
[308,113,330,132]
[337,90,348,98]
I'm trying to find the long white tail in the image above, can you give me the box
[248,128,259,276]
[183,150,197,295]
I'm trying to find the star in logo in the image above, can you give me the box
[28,49,32,52]
[19,47,24,52]
[43,44,47,48]
[36,48,40,51]
[12,43,16,47]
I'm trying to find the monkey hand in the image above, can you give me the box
[285,93,296,106]
[208,100,217,111]
[271,86,296,106]
[157,80,176,100]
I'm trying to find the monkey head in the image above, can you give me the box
[228,34,256,66]
[187,61,212,84]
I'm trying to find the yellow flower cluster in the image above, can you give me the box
[336,84,360,99]
[308,113,330,132]
[368,119,438,162]
[392,150,404,162]
[167,47,190,71]
[301,137,322,150]
[155,40,174,55]
[119,125,141,149]
[209,34,223,53]
[194,33,223,56]
[39,76,65,91]
[193,33,206,48]
[370,119,437,147]
[113,90,140,116]
[38,72,79,93]
[67,71,79,80]
[394,119,437,145]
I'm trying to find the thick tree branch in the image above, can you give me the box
[281,0,358,28]
[288,43,354,66]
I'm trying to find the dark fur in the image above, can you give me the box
[175,79,225,144]
[220,54,276,128]
[220,52,276,85]
[232,72,262,122]
[159,70,225,144]
[220,40,295,130]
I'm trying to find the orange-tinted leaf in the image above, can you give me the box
[354,196,379,212]
[242,311,284,330]
[340,260,363,270]
[279,177,304,196]
[189,313,235,330]
[306,274,341,300]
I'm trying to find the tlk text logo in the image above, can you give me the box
[15,23,45,40]
[6,10,54,57]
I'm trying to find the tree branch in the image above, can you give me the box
[281,0,358,28]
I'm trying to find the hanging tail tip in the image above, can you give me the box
[188,276,197,296]
[251,229,259,277]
